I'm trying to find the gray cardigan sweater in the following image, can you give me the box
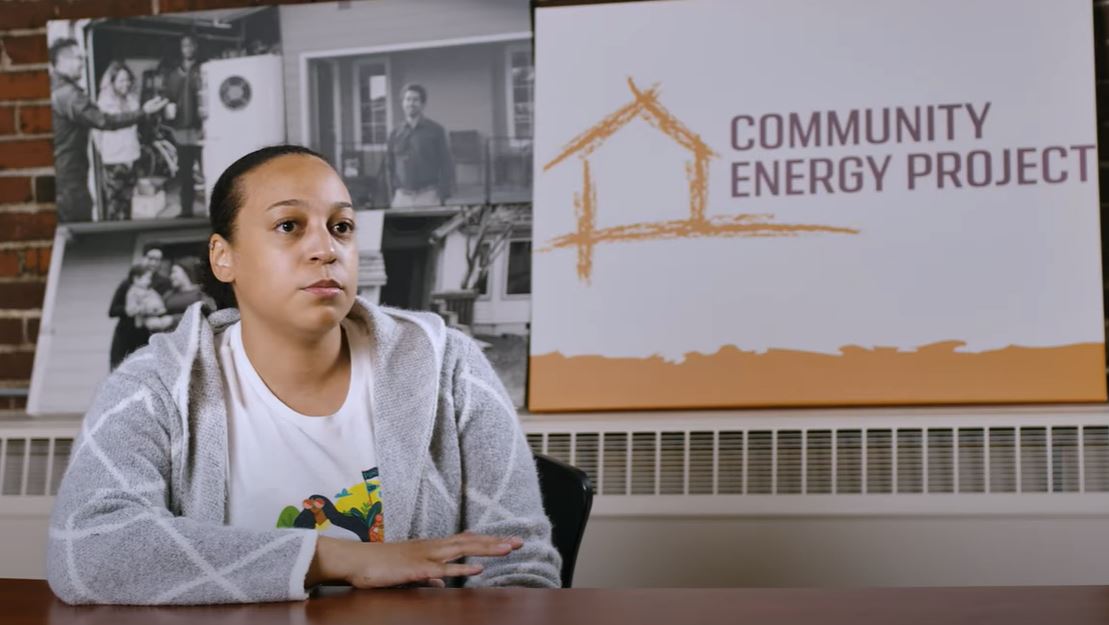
[46,298,561,604]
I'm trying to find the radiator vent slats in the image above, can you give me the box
[1085,426,1109,492]
[718,431,744,494]
[897,429,923,494]
[928,429,954,494]
[522,425,1109,496]
[747,431,773,495]
[1,437,69,496]
[777,431,802,495]
[837,430,862,495]
[806,430,833,494]
[630,432,656,495]
[959,428,986,494]
[1021,427,1049,493]
[1053,427,1080,493]
[659,432,685,495]
[6,424,1109,499]
[990,428,1017,493]
[867,430,893,494]
[603,433,628,496]
[688,431,715,495]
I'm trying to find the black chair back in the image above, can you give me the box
[534,453,594,588]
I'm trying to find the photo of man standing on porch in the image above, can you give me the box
[292,0,534,406]
[385,83,454,208]
[159,33,204,218]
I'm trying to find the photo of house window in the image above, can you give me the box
[355,61,389,151]
[505,240,531,297]
[474,241,491,299]
[507,46,533,141]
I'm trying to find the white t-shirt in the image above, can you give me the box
[218,318,385,543]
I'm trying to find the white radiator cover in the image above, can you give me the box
[3,405,1109,585]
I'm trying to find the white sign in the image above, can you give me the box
[530,0,1105,411]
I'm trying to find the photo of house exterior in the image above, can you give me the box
[281,0,534,406]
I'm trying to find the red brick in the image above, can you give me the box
[25,317,39,343]
[23,246,51,276]
[0,2,54,31]
[0,139,53,169]
[0,107,15,136]
[0,281,46,309]
[18,105,51,135]
[0,212,56,241]
[160,0,272,12]
[0,251,19,278]
[33,176,54,203]
[0,177,33,203]
[55,0,152,20]
[0,71,50,102]
[0,319,21,345]
[0,350,34,380]
[2,34,48,66]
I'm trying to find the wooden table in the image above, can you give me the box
[7,579,1109,625]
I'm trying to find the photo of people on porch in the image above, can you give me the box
[288,0,534,406]
[47,8,284,224]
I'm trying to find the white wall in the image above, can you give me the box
[573,516,1109,588]
[0,515,49,580]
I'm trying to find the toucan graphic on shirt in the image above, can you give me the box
[275,467,384,542]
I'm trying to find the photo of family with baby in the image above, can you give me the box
[107,246,214,369]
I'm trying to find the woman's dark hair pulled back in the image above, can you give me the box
[202,144,326,309]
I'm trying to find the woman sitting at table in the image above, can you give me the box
[46,145,560,605]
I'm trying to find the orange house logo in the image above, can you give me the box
[541,78,859,284]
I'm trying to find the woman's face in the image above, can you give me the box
[214,154,358,336]
[169,264,190,290]
[134,272,152,288]
[112,70,132,96]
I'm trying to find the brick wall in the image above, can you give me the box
[0,1,55,412]
[0,0,1107,413]
[0,0,327,413]
[0,0,303,413]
